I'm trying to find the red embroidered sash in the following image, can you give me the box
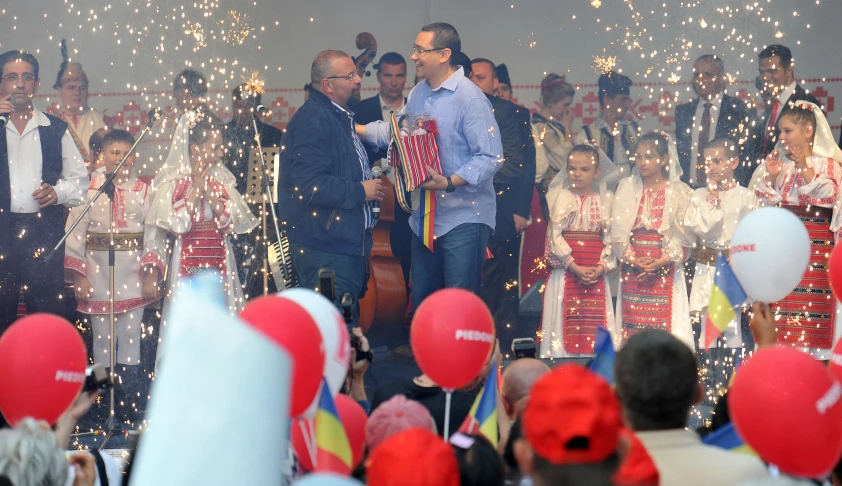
[621,229,674,340]
[562,231,607,353]
[773,205,835,349]
[180,220,226,277]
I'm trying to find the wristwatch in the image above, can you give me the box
[445,175,455,193]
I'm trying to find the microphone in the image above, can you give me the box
[145,107,161,129]
[369,166,391,215]
[370,166,391,178]
[255,104,269,116]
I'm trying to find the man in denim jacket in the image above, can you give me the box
[277,50,384,322]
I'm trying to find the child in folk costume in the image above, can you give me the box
[751,101,842,359]
[146,107,258,345]
[539,144,619,358]
[685,139,758,349]
[610,131,696,349]
[520,74,577,301]
[64,129,164,421]
[684,139,758,405]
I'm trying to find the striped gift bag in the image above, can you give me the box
[387,115,443,192]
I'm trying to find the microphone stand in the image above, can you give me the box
[249,105,292,292]
[53,109,161,446]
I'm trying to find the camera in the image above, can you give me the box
[318,268,368,363]
[511,338,537,359]
[83,363,113,392]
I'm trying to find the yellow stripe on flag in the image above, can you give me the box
[315,409,352,467]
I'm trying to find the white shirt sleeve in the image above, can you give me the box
[54,130,88,207]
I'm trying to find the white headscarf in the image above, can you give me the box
[610,130,694,253]
[545,142,617,225]
[148,109,258,234]
[629,130,683,182]
[790,100,842,166]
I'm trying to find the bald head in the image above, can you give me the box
[310,50,351,87]
[502,358,551,419]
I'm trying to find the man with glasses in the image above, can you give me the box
[0,50,87,332]
[277,50,384,323]
[358,23,503,315]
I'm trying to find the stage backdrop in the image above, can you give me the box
[1,0,840,155]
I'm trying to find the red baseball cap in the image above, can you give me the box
[366,428,460,486]
[522,364,622,464]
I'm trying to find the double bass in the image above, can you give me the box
[353,32,408,332]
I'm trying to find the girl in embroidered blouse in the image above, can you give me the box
[610,132,695,349]
[147,108,258,357]
[750,101,842,359]
[539,144,618,358]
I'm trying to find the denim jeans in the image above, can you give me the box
[289,241,367,325]
[410,223,492,311]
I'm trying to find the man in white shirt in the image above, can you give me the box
[615,330,769,485]
[754,44,820,162]
[0,50,86,332]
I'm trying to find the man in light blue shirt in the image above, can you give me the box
[359,22,503,312]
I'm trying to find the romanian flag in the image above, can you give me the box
[705,254,748,349]
[458,361,499,447]
[315,378,352,475]
[417,189,436,251]
[588,326,616,385]
[701,423,756,456]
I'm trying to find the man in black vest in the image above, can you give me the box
[675,55,753,188]
[0,50,87,332]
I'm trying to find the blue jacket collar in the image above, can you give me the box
[309,89,355,117]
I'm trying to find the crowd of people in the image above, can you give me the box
[1,17,842,486]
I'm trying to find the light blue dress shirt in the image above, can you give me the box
[365,66,503,237]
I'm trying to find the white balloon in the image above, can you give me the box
[277,288,350,418]
[729,207,811,303]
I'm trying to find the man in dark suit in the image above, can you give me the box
[752,44,820,170]
[352,52,413,295]
[675,55,753,187]
[224,83,283,195]
[278,50,384,323]
[466,55,536,350]
[223,83,284,298]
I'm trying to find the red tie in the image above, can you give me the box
[762,99,781,156]
[696,103,712,188]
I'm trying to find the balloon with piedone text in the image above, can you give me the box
[0,314,87,426]
[729,207,810,303]
[410,288,495,390]
[730,346,842,479]
[240,295,325,417]
[279,288,350,417]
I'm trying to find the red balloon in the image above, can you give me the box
[830,338,842,384]
[335,394,368,468]
[410,289,495,389]
[291,418,317,472]
[730,346,842,478]
[292,395,369,471]
[829,244,842,304]
[0,314,87,426]
[240,295,325,417]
